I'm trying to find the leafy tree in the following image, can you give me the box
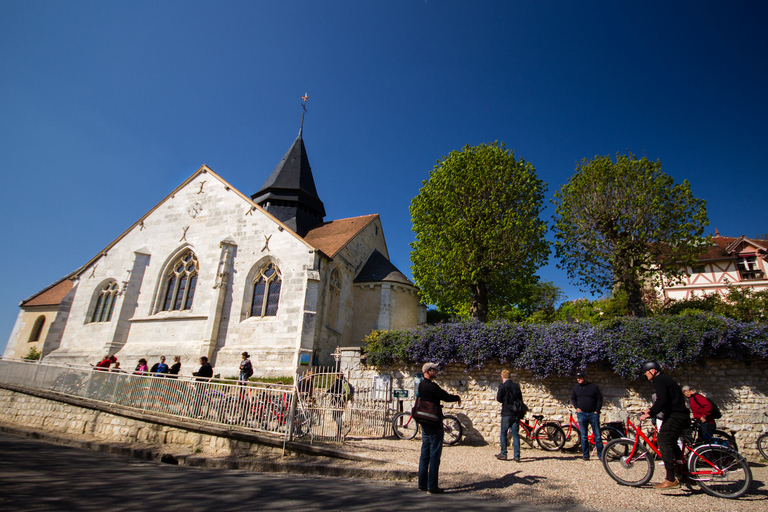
[410,142,550,321]
[552,152,709,317]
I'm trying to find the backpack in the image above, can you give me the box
[694,393,722,420]
[510,399,528,420]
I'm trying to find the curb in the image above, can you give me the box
[0,424,416,482]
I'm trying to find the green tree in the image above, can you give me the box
[552,152,709,317]
[410,142,550,321]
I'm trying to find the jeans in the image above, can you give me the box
[658,412,689,482]
[418,422,444,490]
[500,416,520,460]
[577,411,602,459]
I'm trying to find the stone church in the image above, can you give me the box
[4,129,424,377]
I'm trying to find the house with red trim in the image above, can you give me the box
[660,233,768,301]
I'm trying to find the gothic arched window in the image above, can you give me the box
[251,263,281,317]
[91,281,119,322]
[29,316,45,342]
[161,250,199,311]
[327,268,341,330]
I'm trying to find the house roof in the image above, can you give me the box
[354,249,413,286]
[698,235,768,260]
[21,274,77,307]
[303,214,380,258]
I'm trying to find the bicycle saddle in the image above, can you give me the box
[532,414,544,421]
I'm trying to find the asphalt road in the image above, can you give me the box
[0,433,575,511]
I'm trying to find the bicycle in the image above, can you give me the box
[391,409,463,446]
[561,413,624,453]
[602,414,752,499]
[512,414,566,451]
[757,432,768,461]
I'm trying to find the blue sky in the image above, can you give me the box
[2,1,767,353]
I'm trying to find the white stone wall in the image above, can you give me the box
[354,358,768,461]
[0,388,279,457]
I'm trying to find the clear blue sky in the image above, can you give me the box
[2,1,767,353]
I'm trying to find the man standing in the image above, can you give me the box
[682,385,716,439]
[571,370,603,461]
[639,361,690,489]
[417,363,461,494]
[495,369,523,462]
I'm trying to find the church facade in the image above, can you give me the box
[4,130,424,377]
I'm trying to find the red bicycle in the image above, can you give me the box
[602,414,752,499]
[561,413,624,453]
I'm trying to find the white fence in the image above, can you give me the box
[0,359,310,443]
[0,359,393,445]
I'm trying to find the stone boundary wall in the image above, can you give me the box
[353,358,768,462]
[0,387,284,458]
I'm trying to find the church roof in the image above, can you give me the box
[303,214,380,258]
[250,128,326,218]
[355,249,414,286]
[21,273,76,307]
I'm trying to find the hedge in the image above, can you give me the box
[362,313,768,379]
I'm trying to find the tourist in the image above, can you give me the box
[571,370,603,461]
[417,362,461,494]
[495,369,523,462]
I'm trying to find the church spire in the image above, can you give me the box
[251,104,326,236]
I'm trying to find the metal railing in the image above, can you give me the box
[0,358,311,444]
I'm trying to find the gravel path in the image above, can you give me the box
[339,436,768,512]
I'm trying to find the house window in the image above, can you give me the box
[29,316,45,342]
[737,256,763,280]
[327,268,341,330]
[91,281,119,322]
[690,265,705,274]
[251,263,281,317]
[161,250,199,311]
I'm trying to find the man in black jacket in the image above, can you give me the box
[417,362,461,494]
[571,370,603,461]
[496,369,523,461]
[639,361,690,489]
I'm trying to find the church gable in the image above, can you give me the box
[45,167,319,370]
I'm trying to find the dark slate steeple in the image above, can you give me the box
[251,128,326,236]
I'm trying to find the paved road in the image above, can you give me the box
[0,433,580,511]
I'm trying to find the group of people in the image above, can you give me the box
[415,359,721,494]
[94,354,182,377]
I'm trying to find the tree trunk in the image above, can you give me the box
[625,279,646,318]
[470,282,489,322]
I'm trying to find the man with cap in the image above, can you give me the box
[571,370,603,461]
[417,362,461,494]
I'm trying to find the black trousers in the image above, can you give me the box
[657,412,690,482]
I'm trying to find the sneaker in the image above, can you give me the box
[427,488,445,494]
[417,487,427,492]
[495,453,507,460]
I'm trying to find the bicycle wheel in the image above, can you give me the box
[689,444,752,499]
[535,423,566,451]
[443,415,463,446]
[601,438,654,486]
[758,433,768,461]
[392,412,418,440]
[562,425,581,451]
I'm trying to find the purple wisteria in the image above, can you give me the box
[362,314,768,379]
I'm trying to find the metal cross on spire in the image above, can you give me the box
[300,93,308,129]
